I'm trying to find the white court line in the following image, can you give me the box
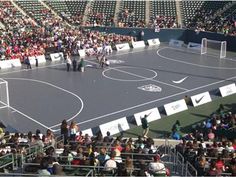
[157,47,236,70]
[103,66,158,82]
[4,78,84,130]
[0,106,8,110]
[0,100,52,130]
[51,52,236,131]
[86,60,188,91]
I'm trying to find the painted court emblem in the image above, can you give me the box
[138,84,162,92]
[109,60,125,64]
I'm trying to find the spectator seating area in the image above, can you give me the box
[14,0,56,25]
[149,0,177,28]
[45,0,87,25]
[175,105,236,176]
[118,0,146,28]
[0,1,34,30]
[0,0,134,63]
[181,0,235,34]
[0,126,171,176]
[86,1,116,27]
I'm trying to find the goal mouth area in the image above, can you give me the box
[201,38,227,59]
[0,78,10,108]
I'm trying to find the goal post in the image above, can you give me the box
[201,38,227,59]
[0,79,10,108]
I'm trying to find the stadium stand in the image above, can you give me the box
[181,1,231,27]
[118,0,146,28]
[149,0,178,28]
[86,0,116,27]
[45,0,88,25]
[14,0,57,25]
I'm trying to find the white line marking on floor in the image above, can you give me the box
[86,60,188,91]
[157,47,236,70]
[102,66,158,82]
[4,78,84,130]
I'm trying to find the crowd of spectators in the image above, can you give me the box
[0,1,134,62]
[118,8,146,28]
[0,118,170,176]
[86,12,115,27]
[175,104,236,176]
[187,9,236,36]
[149,15,178,29]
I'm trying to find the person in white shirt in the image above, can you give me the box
[148,154,166,176]
[66,52,72,72]
[103,151,117,174]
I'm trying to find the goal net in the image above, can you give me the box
[201,38,227,59]
[0,79,9,108]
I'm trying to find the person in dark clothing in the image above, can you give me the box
[24,55,31,69]
[60,120,68,144]
[72,58,77,71]
[141,114,150,138]
[35,56,38,67]
[78,58,85,72]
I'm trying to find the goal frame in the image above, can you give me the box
[201,38,227,59]
[0,79,10,108]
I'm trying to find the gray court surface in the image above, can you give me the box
[0,45,236,133]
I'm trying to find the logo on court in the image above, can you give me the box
[109,60,125,64]
[138,84,162,92]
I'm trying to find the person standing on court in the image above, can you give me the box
[78,58,85,72]
[24,55,31,69]
[72,58,77,72]
[66,52,72,72]
[141,114,149,138]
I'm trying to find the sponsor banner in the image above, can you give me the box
[164,99,188,116]
[81,128,93,137]
[219,83,236,97]
[85,48,96,55]
[116,43,130,51]
[187,42,201,50]
[78,49,86,57]
[105,45,113,53]
[147,38,160,46]
[99,117,130,136]
[191,92,212,107]
[36,55,46,63]
[134,108,161,126]
[29,56,36,65]
[50,52,64,61]
[10,59,21,67]
[169,39,184,48]
[132,41,146,48]
[0,60,12,69]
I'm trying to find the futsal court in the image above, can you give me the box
[0,44,236,133]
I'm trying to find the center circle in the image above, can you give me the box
[102,66,157,82]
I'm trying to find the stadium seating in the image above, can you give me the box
[181,1,232,27]
[87,1,116,27]
[149,0,177,28]
[14,0,56,24]
[118,0,146,27]
[45,0,87,25]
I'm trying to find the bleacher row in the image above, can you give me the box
[0,129,174,176]
[1,1,235,29]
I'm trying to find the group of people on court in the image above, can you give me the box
[65,51,110,72]
[65,52,85,72]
